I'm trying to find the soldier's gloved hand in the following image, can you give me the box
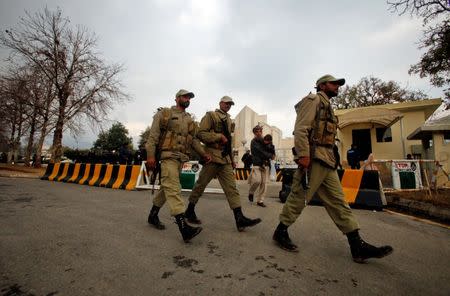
[203,154,212,164]
[146,157,156,171]
[297,156,310,168]
[220,134,228,144]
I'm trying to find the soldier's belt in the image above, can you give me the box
[315,143,334,148]
[208,143,224,149]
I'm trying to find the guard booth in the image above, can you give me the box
[391,160,422,189]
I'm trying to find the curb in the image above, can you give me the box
[386,195,450,224]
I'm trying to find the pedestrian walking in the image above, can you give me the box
[248,127,275,207]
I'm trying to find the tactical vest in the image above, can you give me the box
[206,111,235,133]
[311,98,338,147]
[159,108,195,155]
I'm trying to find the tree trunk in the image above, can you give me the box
[13,120,23,164]
[24,106,38,167]
[51,96,67,162]
[7,120,16,164]
[35,89,54,168]
[35,123,48,168]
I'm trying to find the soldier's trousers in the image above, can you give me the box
[248,165,268,203]
[189,162,241,210]
[279,161,359,234]
[152,158,185,216]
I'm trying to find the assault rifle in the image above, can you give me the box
[292,147,309,191]
[149,148,162,195]
[220,118,233,161]
[149,115,170,194]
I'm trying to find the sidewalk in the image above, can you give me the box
[0,164,45,178]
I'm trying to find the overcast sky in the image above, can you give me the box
[0,0,445,149]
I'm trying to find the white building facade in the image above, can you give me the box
[232,106,294,167]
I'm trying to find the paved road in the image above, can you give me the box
[1,177,449,296]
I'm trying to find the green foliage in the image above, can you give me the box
[138,126,151,148]
[333,76,427,109]
[92,122,133,152]
[63,147,90,161]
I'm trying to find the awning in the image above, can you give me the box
[337,108,404,129]
[407,114,450,140]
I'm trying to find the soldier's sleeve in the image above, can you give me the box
[145,111,162,158]
[197,112,222,144]
[191,121,206,157]
[294,95,319,158]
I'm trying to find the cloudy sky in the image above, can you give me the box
[0,0,445,149]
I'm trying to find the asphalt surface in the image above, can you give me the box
[1,177,449,296]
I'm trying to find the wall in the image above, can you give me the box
[433,132,450,187]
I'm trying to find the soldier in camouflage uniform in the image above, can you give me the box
[185,96,262,231]
[273,75,393,263]
[146,89,211,243]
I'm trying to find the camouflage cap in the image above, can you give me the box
[316,74,345,87]
[175,89,195,98]
[220,95,234,105]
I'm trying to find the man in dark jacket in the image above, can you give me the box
[241,150,253,169]
[347,144,360,169]
[248,126,275,207]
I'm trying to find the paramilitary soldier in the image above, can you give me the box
[184,96,262,231]
[146,89,211,243]
[272,75,393,263]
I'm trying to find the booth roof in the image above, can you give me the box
[337,108,404,129]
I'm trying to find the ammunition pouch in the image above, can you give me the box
[314,120,337,146]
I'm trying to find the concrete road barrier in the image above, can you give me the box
[279,168,386,209]
[41,163,143,191]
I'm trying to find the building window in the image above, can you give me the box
[376,127,392,142]
[444,132,450,145]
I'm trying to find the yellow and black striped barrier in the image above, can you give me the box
[235,168,283,182]
[279,168,385,209]
[41,163,142,191]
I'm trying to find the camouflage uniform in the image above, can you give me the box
[189,108,241,209]
[185,96,261,231]
[146,106,205,216]
[273,75,393,263]
[279,90,359,233]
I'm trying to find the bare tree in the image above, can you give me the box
[0,7,129,161]
[21,65,57,166]
[388,0,450,100]
[0,75,28,163]
[0,62,58,167]
[333,76,427,109]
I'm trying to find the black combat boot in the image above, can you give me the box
[347,230,393,263]
[175,213,202,243]
[273,222,298,252]
[248,194,254,202]
[185,202,202,224]
[233,207,261,231]
[148,205,165,230]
